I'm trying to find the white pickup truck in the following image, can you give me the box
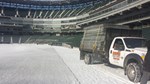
[79,24,147,82]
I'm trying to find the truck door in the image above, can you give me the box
[109,39,125,67]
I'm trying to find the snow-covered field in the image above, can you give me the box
[0,44,149,84]
[54,46,136,84]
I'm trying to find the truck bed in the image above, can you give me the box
[80,24,142,55]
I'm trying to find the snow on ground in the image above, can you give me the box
[53,46,135,84]
[0,44,149,84]
[0,44,78,84]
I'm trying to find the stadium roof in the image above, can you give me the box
[0,0,97,5]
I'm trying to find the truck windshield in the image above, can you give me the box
[124,38,146,48]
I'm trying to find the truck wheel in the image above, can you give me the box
[126,63,141,83]
[84,54,91,64]
[80,51,85,60]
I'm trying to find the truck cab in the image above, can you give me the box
[109,37,147,82]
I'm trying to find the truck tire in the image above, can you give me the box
[80,51,85,60]
[126,63,141,83]
[84,54,91,64]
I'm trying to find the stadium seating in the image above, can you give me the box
[0,34,82,47]
[0,0,114,18]
[18,9,28,18]
[4,7,16,17]
[0,0,149,42]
